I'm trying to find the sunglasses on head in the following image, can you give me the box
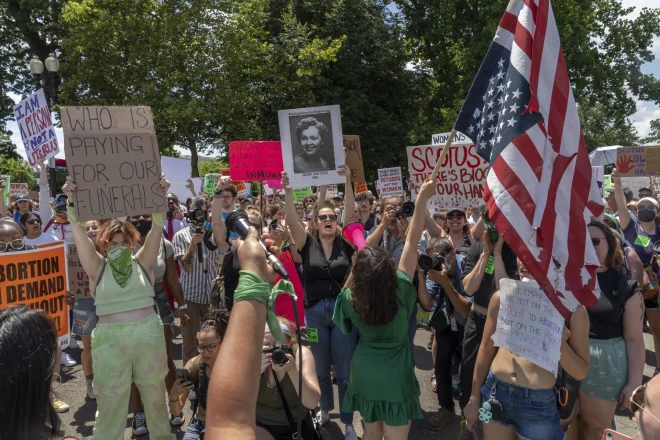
[0,239,25,252]
[317,214,338,222]
[631,383,660,425]
[26,218,41,225]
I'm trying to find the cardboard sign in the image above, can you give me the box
[292,187,312,203]
[0,243,70,348]
[343,135,365,183]
[378,167,403,197]
[652,177,660,195]
[229,141,283,181]
[616,146,660,176]
[492,279,564,376]
[1,175,9,205]
[647,146,660,175]
[592,166,604,197]
[355,182,368,194]
[60,106,166,221]
[8,183,29,198]
[407,143,489,209]
[13,89,59,166]
[67,244,91,301]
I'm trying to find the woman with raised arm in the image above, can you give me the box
[61,175,174,440]
[282,164,359,439]
[330,176,436,440]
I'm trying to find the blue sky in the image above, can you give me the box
[5,0,660,160]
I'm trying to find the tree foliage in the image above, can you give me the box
[0,156,36,189]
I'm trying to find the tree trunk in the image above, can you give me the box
[189,138,199,177]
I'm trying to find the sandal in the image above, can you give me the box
[431,374,437,392]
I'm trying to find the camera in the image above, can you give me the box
[418,252,445,272]
[263,344,294,366]
[395,201,415,218]
[185,208,208,224]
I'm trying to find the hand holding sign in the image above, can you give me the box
[281,172,290,190]
[611,168,622,184]
[617,155,635,175]
[0,177,5,193]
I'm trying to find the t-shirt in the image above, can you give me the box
[24,233,61,247]
[133,238,174,284]
[622,218,660,266]
[221,211,239,239]
[300,234,354,307]
[588,268,639,339]
[461,241,518,309]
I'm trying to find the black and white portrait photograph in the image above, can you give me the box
[278,105,345,187]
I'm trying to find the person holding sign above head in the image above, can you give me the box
[61,174,175,440]
[281,164,359,439]
[293,117,333,173]
[463,268,590,440]
[577,221,644,440]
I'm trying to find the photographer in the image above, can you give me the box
[256,318,321,440]
[416,237,471,431]
[173,195,219,364]
[168,309,230,439]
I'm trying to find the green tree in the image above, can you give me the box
[0,133,21,160]
[0,156,37,189]
[644,119,660,144]
[197,159,228,177]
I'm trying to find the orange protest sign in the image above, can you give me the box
[0,243,69,344]
[355,182,369,194]
[219,168,248,194]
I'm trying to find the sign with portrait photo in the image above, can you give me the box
[278,105,345,187]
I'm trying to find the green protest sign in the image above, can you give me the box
[204,174,221,196]
[292,187,312,203]
[1,175,10,205]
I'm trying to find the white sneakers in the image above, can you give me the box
[68,337,79,349]
[60,352,77,367]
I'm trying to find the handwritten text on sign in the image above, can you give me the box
[229,141,283,181]
[8,183,28,197]
[493,279,565,376]
[14,89,59,166]
[0,244,70,347]
[343,135,366,183]
[67,244,91,301]
[407,143,488,209]
[60,106,166,221]
[377,167,403,197]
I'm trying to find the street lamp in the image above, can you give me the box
[29,53,61,197]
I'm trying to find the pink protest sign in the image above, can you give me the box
[229,141,283,181]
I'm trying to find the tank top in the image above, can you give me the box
[92,257,154,316]
[256,352,308,425]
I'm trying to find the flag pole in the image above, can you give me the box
[430,128,457,180]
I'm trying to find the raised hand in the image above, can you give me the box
[616,155,635,174]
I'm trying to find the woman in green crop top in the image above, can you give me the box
[62,175,175,440]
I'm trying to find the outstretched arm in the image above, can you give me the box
[281,172,307,251]
[340,165,357,225]
[136,175,170,269]
[399,176,437,279]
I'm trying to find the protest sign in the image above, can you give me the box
[604,175,611,191]
[212,169,248,196]
[61,106,166,221]
[292,187,312,203]
[0,243,70,348]
[492,279,564,376]
[1,175,9,205]
[652,177,660,195]
[343,135,366,183]
[67,244,91,301]
[161,156,192,201]
[378,167,403,197]
[407,142,489,209]
[647,147,660,175]
[229,141,283,181]
[622,176,650,194]
[13,89,59,166]
[592,166,604,197]
[355,182,368,194]
[204,174,221,195]
[326,184,338,198]
[8,183,29,198]
[278,105,345,187]
[615,146,660,176]
[431,131,469,146]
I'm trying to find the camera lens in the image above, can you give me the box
[272,348,287,365]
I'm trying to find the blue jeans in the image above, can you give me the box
[183,418,205,439]
[305,298,357,424]
[480,371,564,440]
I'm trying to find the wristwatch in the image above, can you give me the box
[178,304,188,311]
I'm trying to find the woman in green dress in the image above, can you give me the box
[332,175,436,440]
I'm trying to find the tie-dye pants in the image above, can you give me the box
[91,313,174,439]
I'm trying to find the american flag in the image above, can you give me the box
[454,0,603,318]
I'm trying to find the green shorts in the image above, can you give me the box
[91,313,168,396]
[580,337,628,401]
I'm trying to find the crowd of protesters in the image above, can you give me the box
[0,164,659,440]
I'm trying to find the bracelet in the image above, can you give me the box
[216,249,232,256]
[213,190,223,198]
[178,304,188,311]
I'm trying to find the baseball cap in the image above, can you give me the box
[15,194,29,201]
[638,197,659,208]
[604,185,634,203]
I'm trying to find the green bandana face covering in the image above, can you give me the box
[106,246,133,287]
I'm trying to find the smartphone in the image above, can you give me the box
[270,221,279,231]
[602,430,634,440]
[175,368,192,383]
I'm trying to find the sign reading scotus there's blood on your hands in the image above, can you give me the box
[60,106,167,221]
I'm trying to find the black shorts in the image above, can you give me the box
[256,413,317,440]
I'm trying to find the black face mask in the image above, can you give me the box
[638,210,656,223]
[132,220,153,237]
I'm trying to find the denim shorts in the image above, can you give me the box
[480,371,564,440]
[153,287,174,326]
[72,297,97,336]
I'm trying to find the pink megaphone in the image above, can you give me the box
[342,221,367,251]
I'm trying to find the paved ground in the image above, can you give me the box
[56,316,653,439]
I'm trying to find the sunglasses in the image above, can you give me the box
[26,219,41,225]
[447,213,464,220]
[317,214,338,222]
[638,205,657,212]
[0,239,25,252]
[591,237,602,246]
[631,384,660,425]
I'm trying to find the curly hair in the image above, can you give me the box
[96,219,140,250]
[588,220,624,270]
[350,247,399,326]
[295,117,330,146]
[200,309,231,341]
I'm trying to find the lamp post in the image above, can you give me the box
[29,54,61,198]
